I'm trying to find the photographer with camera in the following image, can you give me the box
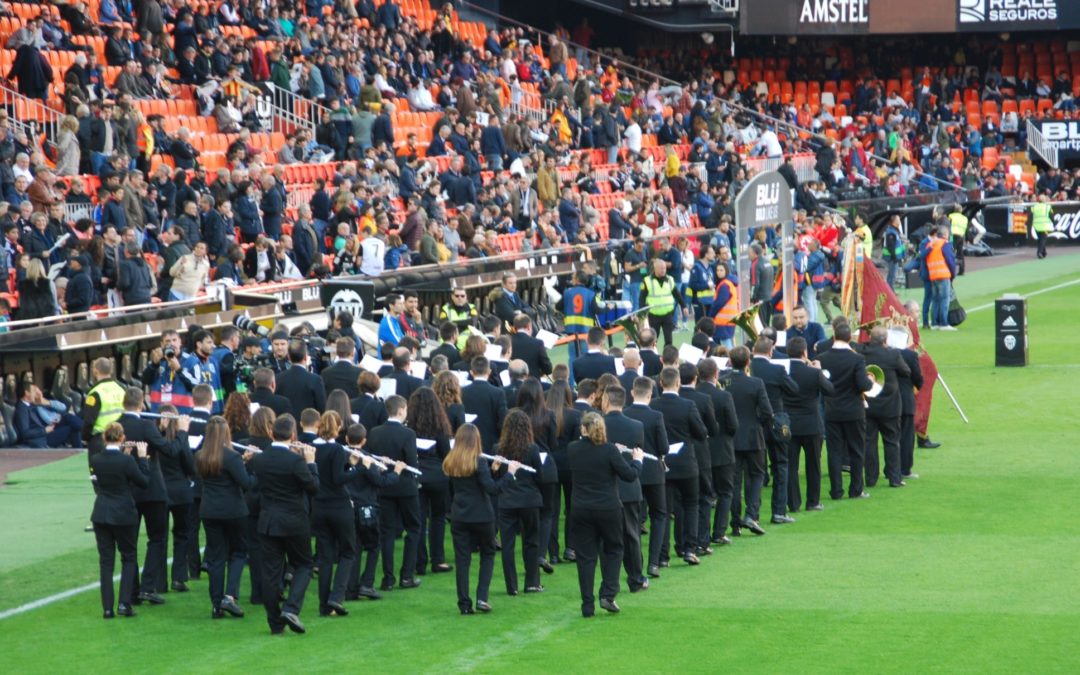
[234,336,272,394]
[142,329,193,413]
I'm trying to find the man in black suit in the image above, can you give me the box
[572,327,618,383]
[492,272,532,326]
[185,392,212,579]
[617,348,646,395]
[862,326,911,488]
[274,341,327,419]
[636,328,663,377]
[783,337,834,513]
[249,368,292,417]
[818,322,874,500]
[650,367,707,566]
[601,385,648,593]
[320,337,363,399]
[750,338,799,524]
[250,414,320,634]
[118,387,191,604]
[727,346,773,536]
[623,377,669,578]
[430,322,462,368]
[384,347,424,402]
[896,330,924,480]
[462,356,508,453]
[695,358,738,546]
[677,363,719,557]
[369,396,423,590]
[510,315,553,379]
[502,360,529,405]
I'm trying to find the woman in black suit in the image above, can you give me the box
[312,411,358,617]
[408,387,454,575]
[515,378,559,575]
[325,390,353,438]
[156,404,196,593]
[568,412,643,617]
[223,393,252,444]
[90,423,150,618]
[433,371,467,431]
[244,406,275,604]
[545,380,582,563]
[16,259,57,322]
[492,410,544,595]
[196,416,255,619]
[350,371,389,431]
[442,424,518,614]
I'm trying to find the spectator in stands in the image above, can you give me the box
[117,242,155,306]
[170,241,210,301]
[16,258,56,321]
[65,254,94,315]
[244,236,278,284]
[14,383,83,448]
[170,128,200,171]
[54,116,81,178]
[6,28,51,101]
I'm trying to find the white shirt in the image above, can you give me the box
[756,129,782,158]
[360,236,386,276]
[278,254,303,280]
[623,122,642,154]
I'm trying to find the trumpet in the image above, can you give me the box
[480,453,538,473]
[617,444,657,461]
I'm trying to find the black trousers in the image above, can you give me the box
[168,502,192,585]
[864,414,902,487]
[704,463,734,540]
[733,450,766,524]
[203,516,247,608]
[640,483,667,568]
[497,506,540,592]
[648,311,675,347]
[451,520,496,612]
[1035,230,1048,258]
[826,419,866,499]
[788,434,823,511]
[621,501,644,588]
[348,504,381,593]
[187,499,203,576]
[663,476,699,560]
[537,482,558,565]
[418,481,449,571]
[952,234,966,274]
[572,507,623,613]
[313,505,357,611]
[767,437,789,517]
[554,467,573,556]
[900,414,916,476]
[135,500,168,594]
[94,522,138,611]
[259,531,313,632]
[245,515,263,604]
[378,494,421,584]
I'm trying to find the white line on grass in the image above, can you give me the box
[968,277,1080,313]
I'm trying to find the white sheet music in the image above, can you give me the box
[465,413,478,423]
[416,438,436,450]
[409,361,428,380]
[614,360,626,375]
[887,329,908,350]
[188,436,203,450]
[678,344,704,365]
[669,442,684,455]
[485,344,507,362]
[769,359,792,374]
[539,452,549,464]
[500,370,511,387]
[535,329,560,349]
[360,355,383,373]
[776,330,788,347]
[453,370,471,386]
[377,379,397,400]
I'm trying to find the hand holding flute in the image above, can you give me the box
[142,412,192,431]
[232,442,262,461]
[122,441,148,459]
[347,446,409,474]
[481,453,534,474]
[289,442,317,464]
[616,444,650,462]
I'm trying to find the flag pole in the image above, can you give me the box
[934,370,969,424]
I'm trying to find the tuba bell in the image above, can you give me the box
[733,303,765,342]
[865,364,885,398]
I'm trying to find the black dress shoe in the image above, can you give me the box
[460,606,475,615]
[357,586,383,600]
[771,514,795,524]
[540,559,554,574]
[683,553,700,566]
[742,519,766,535]
[630,579,649,593]
[695,546,713,556]
[730,527,741,537]
[327,601,349,616]
[117,604,135,617]
[647,565,661,578]
[806,504,824,511]
[506,588,518,596]
[889,481,906,488]
[563,549,577,562]
[852,491,871,499]
[103,609,115,619]
[476,600,492,613]
[581,607,595,618]
[137,592,166,605]
[918,438,941,449]
[379,579,395,592]
[431,563,453,573]
[524,585,544,593]
[221,597,245,617]
[211,608,225,619]
[658,560,670,568]
[282,612,306,634]
[599,598,620,613]
[903,473,920,480]
[171,581,189,593]
[714,535,732,546]
[399,578,422,589]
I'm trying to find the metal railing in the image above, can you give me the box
[263,82,330,137]
[1026,118,1059,168]
[745,153,817,182]
[0,81,62,143]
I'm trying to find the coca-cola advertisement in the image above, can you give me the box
[983,203,1080,245]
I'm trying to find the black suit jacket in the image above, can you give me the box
[649,392,706,480]
[119,413,186,504]
[251,443,319,537]
[726,371,773,452]
[313,440,358,510]
[430,342,461,367]
[350,393,389,430]
[552,405,584,474]
[250,386,292,418]
[750,356,799,415]
[510,332,553,378]
[784,360,834,436]
[321,361,362,399]
[274,364,327,419]
[573,351,617,382]
[603,411,645,503]
[622,402,668,486]
[90,449,150,525]
[862,344,911,418]
[491,443,544,508]
[568,439,640,511]
[461,380,507,453]
[679,385,719,474]
[503,380,524,407]
[449,458,500,523]
[818,346,874,422]
[898,348,923,416]
[639,349,662,377]
[618,368,659,399]
[385,369,423,402]
[367,421,419,497]
[198,449,253,520]
[493,290,527,325]
[159,431,196,506]
[696,382,738,466]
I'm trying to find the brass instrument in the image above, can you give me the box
[865,365,885,399]
[733,303,764,342]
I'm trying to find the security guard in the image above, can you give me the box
[710,263,739,348]
[686,245,717,322]
[1031,194,1053,260]
[640,258,689,347]
[947,205,969,275]
[81,357,128,459]
[562,270,602,359]
[439,288,480,350]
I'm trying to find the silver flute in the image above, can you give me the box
[480,453,538,473]
[348,447,422,476]
[345,446,388,471]
[141,412,185,420]
[617,444,658,461]
[232,442,263,454]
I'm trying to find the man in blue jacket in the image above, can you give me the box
[558,187,582,243]
[479,115,507,171]
[66,254,95,315]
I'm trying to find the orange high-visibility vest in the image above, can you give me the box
[713,278,739,326]
[926,238,950,281]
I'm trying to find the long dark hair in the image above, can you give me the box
[326,389,352,439]
[515,377,548,442]
[545,379,574,438]
[443,424,481,478]
[407,387,452,438]
[158,403,178,441]
[497,409,534,461]
[196,417,232,478]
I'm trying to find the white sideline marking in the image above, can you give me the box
[967,277,1080,313]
